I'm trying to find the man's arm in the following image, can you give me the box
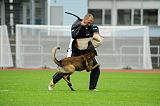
[92,25,99,34]
[71,20,82,39]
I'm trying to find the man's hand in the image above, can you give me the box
[81,20,87,26]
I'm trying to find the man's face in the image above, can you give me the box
[83,17,94,26]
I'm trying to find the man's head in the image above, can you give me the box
[82,13,94,26]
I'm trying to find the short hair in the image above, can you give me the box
[84,13,94,20]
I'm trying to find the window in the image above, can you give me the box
[35,7,41,24]
[0,6,1,25]
[134,9,141,25]
[88,9,102,25]
[117,9,131,25]
[26,5,30,24]
[105,9,111,24]
[143,9,158,25]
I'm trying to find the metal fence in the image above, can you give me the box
[15,25,152,69]
[0,25,13,68]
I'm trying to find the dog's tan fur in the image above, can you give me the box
[51,42,100,91]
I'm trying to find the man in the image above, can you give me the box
[49,13,100,91]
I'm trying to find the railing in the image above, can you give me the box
[150,45,160,68]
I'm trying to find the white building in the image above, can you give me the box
[88,0,160,26]
[0,0,87,25]
[0,0,160,27]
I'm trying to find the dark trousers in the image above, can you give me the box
[52,50,100,89]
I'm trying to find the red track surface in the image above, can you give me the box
[0,68,160,73]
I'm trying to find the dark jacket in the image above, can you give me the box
[71,19,99,53]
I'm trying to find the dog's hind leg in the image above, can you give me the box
[63,74,75,91]
[92,64,100,70]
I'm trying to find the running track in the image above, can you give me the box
[0,68,160,73]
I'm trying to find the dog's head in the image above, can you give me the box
[85,41,97,56]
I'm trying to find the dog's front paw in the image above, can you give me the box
[86,70,90,72]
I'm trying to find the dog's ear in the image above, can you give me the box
[87,41,94,50]
[88,41,92,46]
[88,41,94,48]
[94,50,98,56]
[87,41,97,56]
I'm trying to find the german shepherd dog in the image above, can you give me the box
[51,41,100,91]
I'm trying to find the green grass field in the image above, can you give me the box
[0,70,160,106]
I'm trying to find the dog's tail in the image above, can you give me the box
[51,46,61,66]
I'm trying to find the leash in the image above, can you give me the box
[65,12,81,20]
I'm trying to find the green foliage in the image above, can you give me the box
[0,71,160,106]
